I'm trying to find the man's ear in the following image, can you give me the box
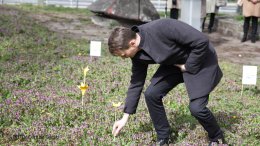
[129,40,135,46]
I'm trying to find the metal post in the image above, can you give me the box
[189,0,193,24]
[165,0,167,18]
[158,0,161,10]
[138,0,140,25]
[77,0,79,9]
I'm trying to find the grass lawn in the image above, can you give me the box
[0,4,260,146]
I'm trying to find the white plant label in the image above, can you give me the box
[242,66,257,85]
[90,41,101,56]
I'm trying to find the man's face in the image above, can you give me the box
[115,40,139,60]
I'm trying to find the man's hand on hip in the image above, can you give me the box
[174,64,187,72]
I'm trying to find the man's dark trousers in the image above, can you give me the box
[144,73,222,141]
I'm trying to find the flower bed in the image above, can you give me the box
[0,5,260,145]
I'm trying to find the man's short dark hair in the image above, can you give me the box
[108,27,136,56]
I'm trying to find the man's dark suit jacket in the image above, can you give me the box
[124,18,223,114]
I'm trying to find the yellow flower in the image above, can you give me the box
[21,49,23,51]
[54,33,56,35]
[84,53,86,55]
[63,55,66,58]
[5,44,7,46]
[225,67,227,69]
[47,51,49,53]
[112,102,122,108]
[77,45,79,47]
[1,55,3,57]
[77,82,89,95]
[111,101,122,114]
[107,60,110,62]
[233,116,236,119]
[0,37,1,39]
[79,53,81,55]
[42,77,45,79]
[36,22,38,24]
[82,66,89,77]
[223,75,225,77]
[54,68,57,70]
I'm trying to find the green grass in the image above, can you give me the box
[0,4,260,146]
[233,14,245,21]
[233,14,260,25]
[9,3,94,16]
[109,22,118,29]
[158,11,180,18]
[158,11,170,18]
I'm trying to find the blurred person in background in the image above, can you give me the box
[202,0,219,33]
[201,0,207,31]
[167,0,182,19]
[241,0,260,43]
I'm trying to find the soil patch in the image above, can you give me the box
[30,12,260,66]
[29,13,110,42]
[206,31,260,65]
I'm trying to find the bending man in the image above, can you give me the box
[109,18,225,146]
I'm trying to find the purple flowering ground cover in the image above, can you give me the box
[0,4,260,146]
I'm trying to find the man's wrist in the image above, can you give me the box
[123,113,130,120]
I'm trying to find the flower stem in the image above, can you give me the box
[114,108,117,142]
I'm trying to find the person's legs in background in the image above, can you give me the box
[202,14,208,31]
[241,16,251,42]
[208,13,215,33]
[170,8,179,20]
[251,16,258,43]
[201,18,205,32]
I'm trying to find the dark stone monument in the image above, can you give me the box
[87,0,160,23]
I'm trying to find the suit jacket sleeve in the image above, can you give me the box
[161,20,209,74]
[124,58,148,114]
